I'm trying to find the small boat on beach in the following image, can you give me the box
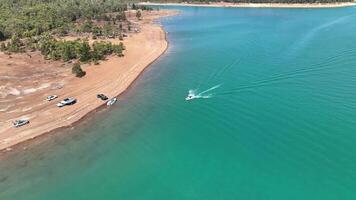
[107,98,117,106]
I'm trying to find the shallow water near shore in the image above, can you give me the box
[2,6,356,199]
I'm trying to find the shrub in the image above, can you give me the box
[112,42,124,56]
[72,63,86,77]
[92,26,102,37]
[81,21,93,33]
[136,10,142,20]
[103,24,115,38]
[6,35,24,53]
[0,31,5,41]
[0,43,6,51]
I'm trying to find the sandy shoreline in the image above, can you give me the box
[140,2,356,8]
[0,10,178,151]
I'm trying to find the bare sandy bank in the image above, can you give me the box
[0,10,179,151]
[140,2,356,8]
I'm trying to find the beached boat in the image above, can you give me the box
[107,98,117,106]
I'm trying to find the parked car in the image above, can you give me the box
[97,94,108,101]
[46,95,58,101]
[13,119,29,128]
[57,98,77,107]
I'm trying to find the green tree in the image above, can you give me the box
[78,40,91,62]
[59,41,77,61]
[38,34,57,57]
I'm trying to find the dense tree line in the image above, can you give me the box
[0,0,129,70]
[0,0,128,40]
[77,19,127,39]
[37,35,125,62]
[131,3,154,10]
[1,33,125,62]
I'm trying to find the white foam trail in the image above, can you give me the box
[200,94,213,99]
[198,84,221,95]
[186,84,220,100]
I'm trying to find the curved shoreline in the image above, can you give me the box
[0,10,177,152]
[140,2,356,8]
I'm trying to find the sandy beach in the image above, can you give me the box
[0,10,178,151]
[140,2,356,8]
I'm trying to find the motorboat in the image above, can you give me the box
[107,98,117,106]
[185,95,194,101]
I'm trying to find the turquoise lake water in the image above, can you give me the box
[1,6,356,199]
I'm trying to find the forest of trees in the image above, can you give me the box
[0,33,125,61]
[0,0,130,67]
[0,0,129,40]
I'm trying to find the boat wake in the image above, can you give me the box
[186,84,221,101]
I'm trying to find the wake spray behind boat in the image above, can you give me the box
[185,90,198,101]
[185,84,221,101]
